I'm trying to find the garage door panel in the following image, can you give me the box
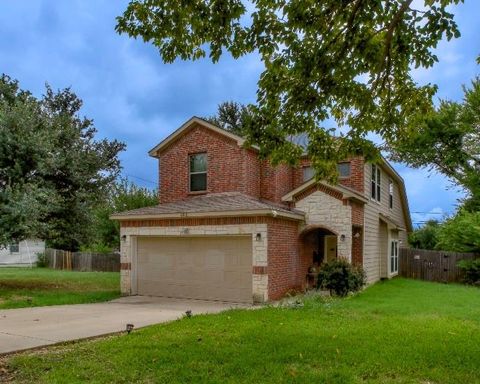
[203,270,224,283]
[136,236,252,303]
[138,256,174,269]
[223,270,244,284]
[193,255,205,267]
[205,253,224,268]
[139,269,172,281]
[176,254,190,267]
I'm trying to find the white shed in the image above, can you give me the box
[0,239,45,265]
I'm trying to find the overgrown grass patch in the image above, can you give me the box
[3,278,480,383]
[0,267,119,309]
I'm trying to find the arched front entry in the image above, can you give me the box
[300,226,338,270]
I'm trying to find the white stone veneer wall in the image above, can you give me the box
[295,191,352,260]
[120,223,268,303]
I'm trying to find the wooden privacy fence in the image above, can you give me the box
[399,248,478,283]
[44,248,120,272]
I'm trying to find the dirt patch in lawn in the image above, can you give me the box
[0,281,67,290]
[0,358,14,383]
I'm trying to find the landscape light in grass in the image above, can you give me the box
[126,324,134,334]
[185,310,192,318]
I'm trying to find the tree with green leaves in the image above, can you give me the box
[116,0,463,180]
[205,101,251,136]
[91,179,158,251]
[408,220,440,250]
[0,75,125,250]
[389,77,480,211]
[436,210,480,253]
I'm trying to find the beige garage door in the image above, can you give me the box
[136,236,253,303]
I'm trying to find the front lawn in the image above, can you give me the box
[3,278,480,383]
[0,267,120,309]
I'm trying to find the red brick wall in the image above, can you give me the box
[299,230,318,285]
[350,201,364,265]
[156,123,366,205]
[267,220,303,300]
[243,149,262,199]
[158,123,262,203]
[350,201,364,226]
[260,161,294,204]
[351,226,363,266]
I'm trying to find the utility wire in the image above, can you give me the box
[125,174,157,185]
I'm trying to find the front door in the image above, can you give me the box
[324,235,337,262]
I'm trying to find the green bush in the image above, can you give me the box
[457,258,480,286]
[408,220,440,250]
[436,211,480,253]
[317,258,366,297]
[36,252,49,268]
[79,242,113,254]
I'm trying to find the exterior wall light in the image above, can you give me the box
[121,235,127,241]
[340,234,346,241]
[255,233,262,241]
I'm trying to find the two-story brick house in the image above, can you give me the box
[112,117,412,303]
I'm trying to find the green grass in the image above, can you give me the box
[0,267,120,309]
[3,278,480,383]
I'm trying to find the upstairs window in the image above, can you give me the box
[303,166,314,182]
[337,162,351,178]
[189,153,207,192]
[371,164,381,202]
[9,242,19,253]
[389,179,394,209]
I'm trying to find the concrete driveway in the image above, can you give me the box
[0,296,247,355]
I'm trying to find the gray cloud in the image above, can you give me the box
[0,0,477,218]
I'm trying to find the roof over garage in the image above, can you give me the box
[111,192,305,221]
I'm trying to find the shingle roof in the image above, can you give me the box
[111,192,304,220]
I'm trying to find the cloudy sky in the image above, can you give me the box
[0,1,478,227]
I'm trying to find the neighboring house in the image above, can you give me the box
[0,239,45,265]
[112,117,412,303]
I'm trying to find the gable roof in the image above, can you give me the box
[282,178,369,204]
[147,116,412,230]
[148,117,250,158]
[111,192,305,221]
[282,159,413,232]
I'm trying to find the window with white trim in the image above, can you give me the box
[189,153,207,192]
[390,240,398,274]
[389,179,394,209]
[371,164,381,201]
